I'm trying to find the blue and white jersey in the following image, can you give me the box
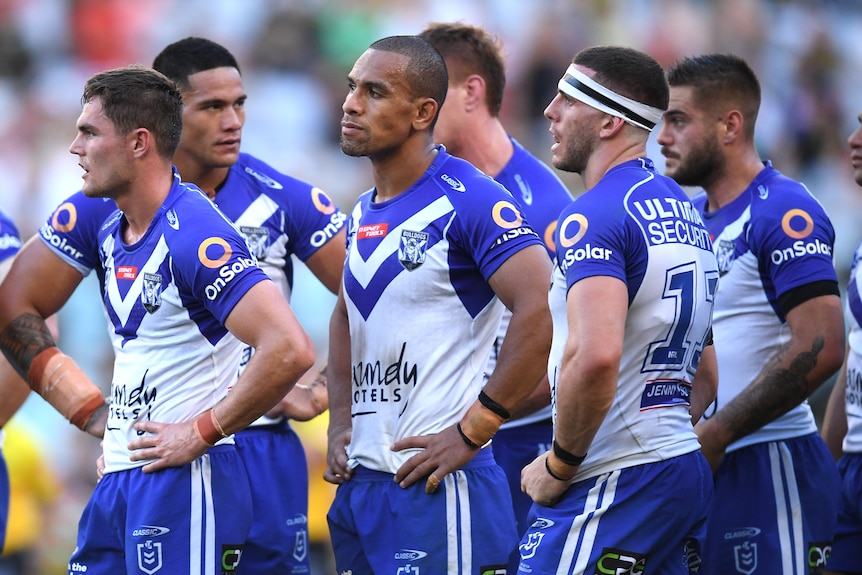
[343,146,544,474]
[488,137,571,428]
[694,162,837,452]
[548,158,717,481]
[0,208,21,265]
[41,173,269,473]
[843,242,862,453]
[212,153,346,300]
[210,153,346,426]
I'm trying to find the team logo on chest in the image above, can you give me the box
[399,230,428,271]
[240,226,269,259]
[716,239,736,276]
[142,273,163,313]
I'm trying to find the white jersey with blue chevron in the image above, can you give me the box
[39,173,268,473]
[693,161,838,452]
[0,208,21,264]
[343,146,544,474]
[211,153,346,427]
[549,158,717,481]
[487,137,572,429]
[843,241,862,453]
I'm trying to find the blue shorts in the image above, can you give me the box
[703,434,839,575]
[0,450,8,553]
[824,452,862,572]
[492,418,553,536]
[327,448,517,575]
[234,420,309,574]
[517,450,712,574]
[68,444,252,575]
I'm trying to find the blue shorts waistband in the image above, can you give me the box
[351,447,497,482]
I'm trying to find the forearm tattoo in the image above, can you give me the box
[721,337,825,442]
[0,312,56,380]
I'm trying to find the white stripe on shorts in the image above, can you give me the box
[768,442,804,575]
[189,454,216,575]
[559,469,621,575]
[445,470,471,575]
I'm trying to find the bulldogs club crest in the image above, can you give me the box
[240,226,270,259]
[399,230,428,271]
[716,239,736,276]
[142,273,162,313]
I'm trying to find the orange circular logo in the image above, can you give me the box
[492,201,522,229]
[559,213,588,248]
[51,202,78,233]
[781,209,814,240]
[198,237,232,268]
[544,221,558,252]
[311,187,336,215]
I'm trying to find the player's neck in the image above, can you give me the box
[117,167,175,245]
[371,142,438,203]
[457,119,513,178]
[704,151,765,212]
[176,164,230,200]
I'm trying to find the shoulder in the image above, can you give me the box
[232,153,315,197]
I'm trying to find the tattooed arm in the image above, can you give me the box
[0,238,106,436]
[695,293,845,471]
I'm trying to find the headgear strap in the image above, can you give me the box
[558,64,663,132]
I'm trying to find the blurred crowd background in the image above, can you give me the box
[1,0,861,573]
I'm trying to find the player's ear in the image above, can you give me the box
[415,97,439,131]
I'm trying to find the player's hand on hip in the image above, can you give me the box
[391,425,480,494]
[324,424,353,484]
[521,453,571,508]
[128,420,209,473]
[694,419,726,473]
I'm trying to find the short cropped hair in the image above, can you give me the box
[419,22,506,117]
[666,53,760,138]
[573,46,669,112]
[370,35,449,118]
[82,65,183,159]
[153,36,240,90]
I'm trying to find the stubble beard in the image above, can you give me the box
[665,136,724,189]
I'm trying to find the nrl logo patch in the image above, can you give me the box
[399,230,428,271]
[137,540,163,574]
[142,273,163,313]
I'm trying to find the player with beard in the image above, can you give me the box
[518,45,718,573]
[659,53,844,574]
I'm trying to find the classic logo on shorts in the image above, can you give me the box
[395,549,428,561]
[142,273,162,313]
[240,226,269,259]
[399,230,428,271]
[733,541,757,575]
[594,548,646,575]
[221,545,243,574]
[137,540,163,574]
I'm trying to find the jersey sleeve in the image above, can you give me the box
[446,174,545,281]
[38,192,119,276]
[279,182,347,262]
[555,189,632,291]
[0,209,22,263]
[167,199,269,325]
[748,191,837,297]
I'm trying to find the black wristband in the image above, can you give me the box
[478,390,511,420]
[553,439,587,467]
[544,456,568,481]
[456,422,481,449]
